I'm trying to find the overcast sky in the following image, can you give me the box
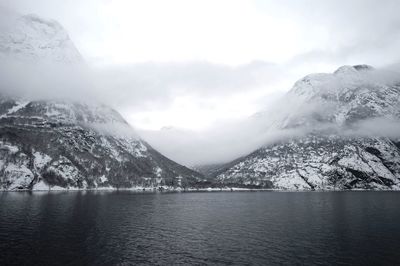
[2,0,400,165]
[4,0,400,130]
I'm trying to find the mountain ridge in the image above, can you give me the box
[0,95,204,191]
[212,65,400,190]
[0,13,204,191]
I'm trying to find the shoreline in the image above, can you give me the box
[1,187,400,193]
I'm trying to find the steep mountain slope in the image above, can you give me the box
[0,13,203,190]
[0,97,203,190]
[215,65,400,190]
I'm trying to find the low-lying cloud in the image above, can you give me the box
[138,66,400,166]
[2,0,400,167]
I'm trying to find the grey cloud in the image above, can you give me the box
[0,58,285,112]
[140,116,400,167]
[92,61,285,111]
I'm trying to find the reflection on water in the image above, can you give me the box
[1,191,400,265]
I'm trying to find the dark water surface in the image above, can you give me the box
[1,191,400,265]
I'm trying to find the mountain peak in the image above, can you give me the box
[333,64,374,76]
[215,65,400,191]
[0,12,83,63]
[291,64,378,99]
[275,63,400,130]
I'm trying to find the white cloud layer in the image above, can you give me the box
[1,1,400,166]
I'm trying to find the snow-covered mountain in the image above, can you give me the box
[0,13,203,190]
[277,65,400,129]
[0,12,82,63]
[213,65,400,190]
[0,96,203,190]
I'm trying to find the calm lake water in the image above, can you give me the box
[1,191,400,265]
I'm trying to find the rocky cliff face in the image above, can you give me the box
[214,65,400,190]
[0,13,203,190]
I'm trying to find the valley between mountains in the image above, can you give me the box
[1,13,400,191]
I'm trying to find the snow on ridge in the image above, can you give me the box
[270,64,400,131]
[0,12,83,63]
[215,64,400,190]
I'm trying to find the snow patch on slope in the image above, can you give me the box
[0,100,29,118]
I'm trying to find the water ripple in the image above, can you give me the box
[1,191,400,265]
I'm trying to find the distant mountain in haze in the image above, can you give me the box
[0,13,203,190]
[212,65,400,190]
